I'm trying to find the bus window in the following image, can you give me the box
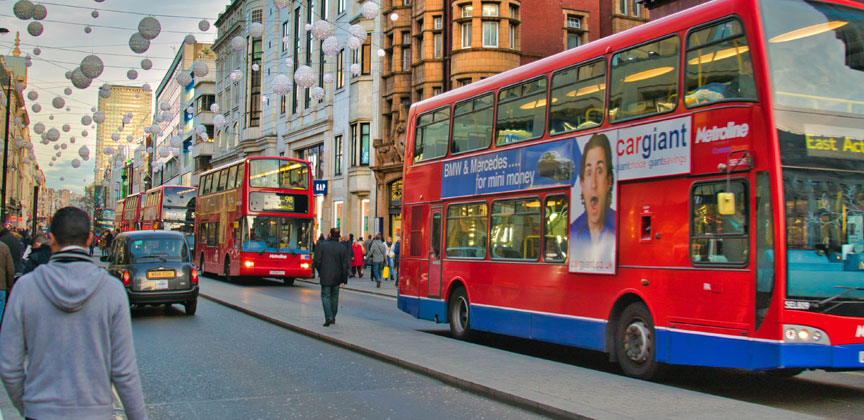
[249,159,310,189]
[235,163,245,188]
[544,195,569,262]
[609,36,680,122]
[691,180,749,265]
[496,77,547,145]
[451,93,494,154]
[203,173,213,195]
[490,198,541,260]
[227,165,238,190]
[217,169,229,191]
[549,59,606,135]
[685,18,756,107]
[414,106,451,163]
[199,176,206,192]
[445,202,488,258]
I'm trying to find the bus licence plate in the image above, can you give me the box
[148,270,175,279]
[270,270,286,275]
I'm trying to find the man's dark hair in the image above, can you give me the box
[329,227,341,239]
[579,133,614,184]
[50,207,91,246]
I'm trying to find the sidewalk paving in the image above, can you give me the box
[199,276,818,420]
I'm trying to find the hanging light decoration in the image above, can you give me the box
[141,58,153,70]
[61,143,68,150]
[64,87,72,96]
[175,71,192,87]
[103,146,115,155]
[272,74,292,96]
[13,1,35,20]
[229,70,243,82]
[61,124,70,132]
[390,12,400,21]
[193,61,209,77]
[32,47,41,56]
[71,159,81,168]
[138,17,162,40]
[27,91,38,101]
[248,22,265,38]
[252,63,260,72]
[230,36,245,51]
[322,36,341,57]
[31,3,46,20]
[127,69,139,80]
[78,145,89,159]
[210,103,220,113]
[361,2,380,19]
[213,114,227,129]
[27,22,44,37]
[111,132,120,141]
[52,97,65,109]
[71,67,92,89]
[294,65,317,88]
[31,103,41,113]
[184,34,196,45]
[346,36,362,51]
[311,86,326,101]
[274,0,290,9]
[33,121,45,134]
[93,111,106,124]
[91,10,99,18]
[84,26,92,34]
[80,54,104,78]
[349,24,367,41]
[129,32,150,54]
[350,63,362,76]
[198,20,210,31]
[311,20,334,41]
[46,128,60,142]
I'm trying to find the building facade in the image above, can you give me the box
[94,85,152,201]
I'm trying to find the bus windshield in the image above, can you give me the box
[161,187,197,223]
[248,159,309,190]
[241,216,312,253]
[762,0,864,117]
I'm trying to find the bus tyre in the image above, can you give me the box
[616,303,660,380]
[185,299,197,315]
[283,277,295,286]
[223,258,232,283]
[199,255,205,275]
[448,287,472,341]
[764,368,804,378]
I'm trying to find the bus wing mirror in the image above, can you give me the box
[718,192,736,215]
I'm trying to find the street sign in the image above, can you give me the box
[313,180,328,195]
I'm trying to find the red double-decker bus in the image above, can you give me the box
[114,199,123,229]
[398,0,864,379]
[194,157,314,285]
[141,185,197,233]
[120,193,142,231]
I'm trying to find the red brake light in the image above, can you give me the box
[191,268,199,285]
[121,270,131,286]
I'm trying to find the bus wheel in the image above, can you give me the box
[448,287,472,341]
[199,255,205,275]
[283,277,295,286]
[616,303,660,380]
[223,258,232,283]
[764,368,804,378]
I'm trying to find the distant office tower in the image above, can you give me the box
[94,85,152,184]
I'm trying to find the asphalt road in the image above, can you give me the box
[130,298,550,419]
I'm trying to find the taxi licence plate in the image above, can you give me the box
[270,270,286,275]
[147,270,175,279]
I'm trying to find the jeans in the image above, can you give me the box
[371,261,384,281]
[0,290,6,323]
[320,285,340,321]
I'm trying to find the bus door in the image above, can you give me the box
[428,209,443,298]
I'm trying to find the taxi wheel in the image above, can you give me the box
[185,299,197,315]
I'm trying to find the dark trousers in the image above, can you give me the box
[321,285,340,322]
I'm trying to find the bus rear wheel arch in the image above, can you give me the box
[615,302,662,380]
[223,257,233,283]
[448,286,472,341]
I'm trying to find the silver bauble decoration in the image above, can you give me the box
[127,69,138,80]
[229,70,243,82]
[65,71,72,80]
[198,20,210,31]
[31,104,41,113]
[126,135,134,142]
[349,24,367,41]
[138,17,161,40]
[64,87,72,95]
[61,143,68,150]
[13,0,34,20]
[71,67,91,89]
[93,111,106,124]
[230,36,245,51]
[78,146,89,159]
[350,63,362,75]
[111,132,120,141]
[248,22,265,38]
[140,58,152,70]
[252,63,260,72]
[129,32,150,54]
[32,47,41,56]
[311,20,334,41]
[103,146,115,155]
[84,26,92,34]
[161,110,172,121]
[141,83,151,92]
[175,71,192,86]
[323,73,335,84]
[347,36,362,51]
[71,159,81,168]
[33,122,45,134]
[361,2,380,19]
[27,91,38,101]
[61,124,70,132]
[27,22,44,37]
[160,101,171,111]
[46,128,59,141]
[272,74,292,96]
[158,146,170,158]
[213,114,227,129]
[31,3,46,20]
[294,65,316,88]
[210,103,219,113]
[52,96,65,109]
[193,61,209,77]
[322,36,341,57]
[184,34,196,45]
[81,55,104,78]
[311,86,325,101]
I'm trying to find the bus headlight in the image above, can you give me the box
[783,324,830,345]
[244,260,254,268]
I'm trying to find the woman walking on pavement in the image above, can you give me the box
[351,239,365,278]
[367,233,388,288]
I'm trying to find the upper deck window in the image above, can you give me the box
[685,18,756,107]
[609,36,679,123]
[451,93,494,154]
[496,77,548,145]
[413,107,451,163]
[549,59,606,135]
[249,159,310,190]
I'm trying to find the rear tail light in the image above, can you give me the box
[121,270,131,286]
[300,262,309,269]
[191,268,199,285]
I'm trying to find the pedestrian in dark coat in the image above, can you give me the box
[22,235,51,275]
[312,228,351,327]
[0,227,23,274]
[0,241,15,317]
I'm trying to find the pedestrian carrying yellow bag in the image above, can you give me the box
[382,266,390,279]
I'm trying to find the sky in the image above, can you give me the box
[0,0,229,193]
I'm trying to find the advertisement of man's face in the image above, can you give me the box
[570,132,617,274]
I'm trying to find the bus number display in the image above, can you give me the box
[249,192,309,213]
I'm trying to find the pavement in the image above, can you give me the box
[200,271,819,420]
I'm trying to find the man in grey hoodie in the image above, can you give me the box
[0,207,147,420]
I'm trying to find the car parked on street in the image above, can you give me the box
[102,230,199,315]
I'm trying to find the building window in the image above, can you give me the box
[462,4,473,17]
[350,122,370,166]
[434,16,443,29]
[417,32,424,60]
[510,22,517,49]
[461,22,472,48]
[321,0,328,19]
[336,49,344,88]
[510,5,519,19]
[351,124,358,166]
[416,88,423,101]
[337,0,345,14]
[482,21,498,47]
[334,135,343,175]
[297,144,325,180]
[565,15,585,50]
[402,31,410,44]
[434,33,443,58]
[481,3,499,17]
[567,32,581,49]
[567,15,581,29]
[402,47,411,71]
[251,8,263,23]
[282,21,289,53]
[280,95,287,114]
[458,78,471,87]
[249,38,263,127]
[362,36,371,75]
[432,86,442,96]
[403,0,411,4]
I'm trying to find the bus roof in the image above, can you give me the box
[198,156,311,178]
